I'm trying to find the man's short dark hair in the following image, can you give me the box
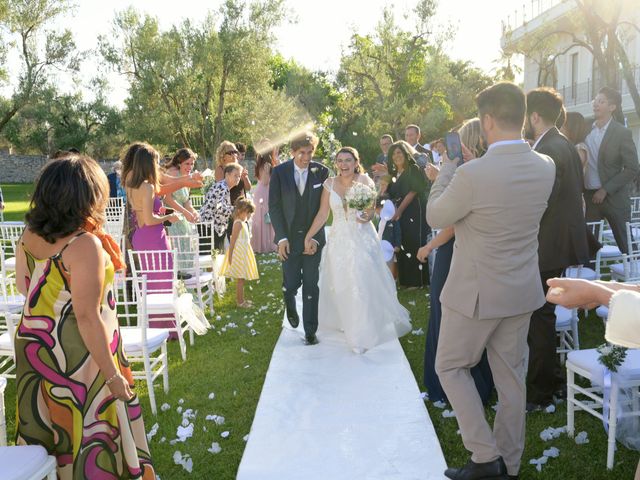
[526,87,564,125]
[235,142,247,153]
[598,86,622,108]
[405,124,421,135]
[476,82,526,131]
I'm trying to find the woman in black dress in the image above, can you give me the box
[417,118,493,404]
[382,141,429,288]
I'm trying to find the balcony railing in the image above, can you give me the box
[502,0,568,33]
[558,67,640,107]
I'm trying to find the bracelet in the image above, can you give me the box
[105,372,119,386]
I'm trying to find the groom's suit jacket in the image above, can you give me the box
[426,142,556,320]
[269,159,330,247]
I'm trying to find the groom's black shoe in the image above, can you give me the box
[444,457,508,480]
[286,309,300,329]
[304,333,319,345]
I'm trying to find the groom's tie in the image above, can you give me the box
[296,169,307,195]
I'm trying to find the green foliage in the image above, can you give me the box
[0,0,79,133]
[2,81,124,157]
[99,1,305,164]
[331,3,494,164]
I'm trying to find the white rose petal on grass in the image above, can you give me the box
[246,322,254,328]
[544,404,556,414]
[221,431,230,438]
[442,409,456,418]
[543,447,560,458]
[208,392,215,400]
[491,403,499,412]
[173,451,193,473]
[575,431,589,444]
[529,456,548,472]
[432,400,447,409]
[160,403,171,412]
[419,392,429,401]
[411,328,424,336]
[408,300,416,306]
[146,423,159,442]
[208,442,222,454]
[176,422,194,442]
[243,434,250,442]
[539,426,566,441]
[178,398,184,405]
[241,347,250,354]
[176,406,183,414]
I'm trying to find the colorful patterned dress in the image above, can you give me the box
[221,220,259,280]
[15,232,155,480]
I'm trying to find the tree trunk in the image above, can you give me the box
[612,34,640,120]
[212,63,229,165]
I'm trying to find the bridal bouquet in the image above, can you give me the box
[345,182,377,220]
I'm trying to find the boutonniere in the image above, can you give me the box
[310,167,318,174]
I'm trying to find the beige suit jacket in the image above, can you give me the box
[427,142,556,319]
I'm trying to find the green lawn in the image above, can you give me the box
[1,184,32,221]
[1,184,636,479]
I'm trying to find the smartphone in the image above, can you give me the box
[445,132,464,167]
[163,208,174,227]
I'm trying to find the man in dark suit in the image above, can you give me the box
[269,132,330,345]
[584,87,639,254]
[525,87,590,410]
[404,124,433,167]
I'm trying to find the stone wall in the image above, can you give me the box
[0,152,258,184]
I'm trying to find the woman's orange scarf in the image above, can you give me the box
[82,218,126,272]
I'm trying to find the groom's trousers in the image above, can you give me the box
[435,306,531,476]
[281,233,321,336]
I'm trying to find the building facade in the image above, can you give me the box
[501,0,640,152]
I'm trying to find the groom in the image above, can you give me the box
[269,132,329,345]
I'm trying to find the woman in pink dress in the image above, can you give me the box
[251,140,278,253]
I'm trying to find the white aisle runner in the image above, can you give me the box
[237,317,448,479]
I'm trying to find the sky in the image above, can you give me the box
[13,0,517,106]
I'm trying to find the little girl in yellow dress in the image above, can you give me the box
[221,198,259,307]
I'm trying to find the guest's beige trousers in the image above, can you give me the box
[435,306,531,476]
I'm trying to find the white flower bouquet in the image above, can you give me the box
[344,182,377,221]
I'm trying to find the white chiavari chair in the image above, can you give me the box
[127,249,191,361]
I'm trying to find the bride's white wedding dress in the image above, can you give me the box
[319,176,412,351]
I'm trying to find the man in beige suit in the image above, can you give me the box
[427,82,556,480]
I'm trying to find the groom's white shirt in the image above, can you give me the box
[277,162,318,246]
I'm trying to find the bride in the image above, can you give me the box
[304,146,412,353]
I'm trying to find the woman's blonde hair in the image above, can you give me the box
[458,118,485,158]
[215,141,239,169]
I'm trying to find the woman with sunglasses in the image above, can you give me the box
[214,140,251,206]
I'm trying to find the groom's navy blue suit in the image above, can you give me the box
[269,159,330,336]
